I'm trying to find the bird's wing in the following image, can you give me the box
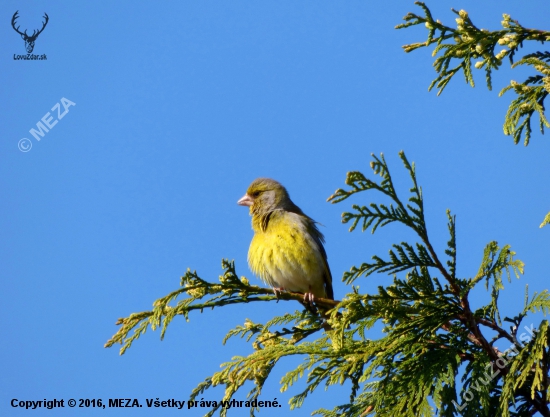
[307,220,334,300]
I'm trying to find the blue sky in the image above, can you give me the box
[2,1,550,416]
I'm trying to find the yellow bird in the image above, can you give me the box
[237,178,334,304]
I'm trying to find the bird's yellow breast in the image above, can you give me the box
[248,210,327,298]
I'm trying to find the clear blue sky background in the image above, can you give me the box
[2,1,550,416]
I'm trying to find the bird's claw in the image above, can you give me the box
[303,292,315,307]
[273,287,284,302]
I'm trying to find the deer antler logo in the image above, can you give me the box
[11,11,49,53]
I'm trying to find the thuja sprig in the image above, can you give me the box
[327,152,550,416]
[500,53,550,145]
[328,152,449,289]
[397,2,550,146]
[104,260,337,355]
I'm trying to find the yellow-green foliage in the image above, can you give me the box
[541,212,550,228]
[106,152,550,416]
[396,1,550,146]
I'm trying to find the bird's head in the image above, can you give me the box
[237,178,296,215]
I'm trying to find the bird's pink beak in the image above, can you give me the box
[237,194,254,207]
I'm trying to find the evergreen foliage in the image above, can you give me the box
[396,1,550,234]
[396,1,550,147]
[105,151,550,416]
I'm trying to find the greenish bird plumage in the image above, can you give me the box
[238,178,334,302]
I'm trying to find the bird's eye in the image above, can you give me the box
[251,191,260,198]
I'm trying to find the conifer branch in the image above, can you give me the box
[327,151,550,416]
[106,151,549,416]
[397,2,550,145]
[105,260,338,355]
